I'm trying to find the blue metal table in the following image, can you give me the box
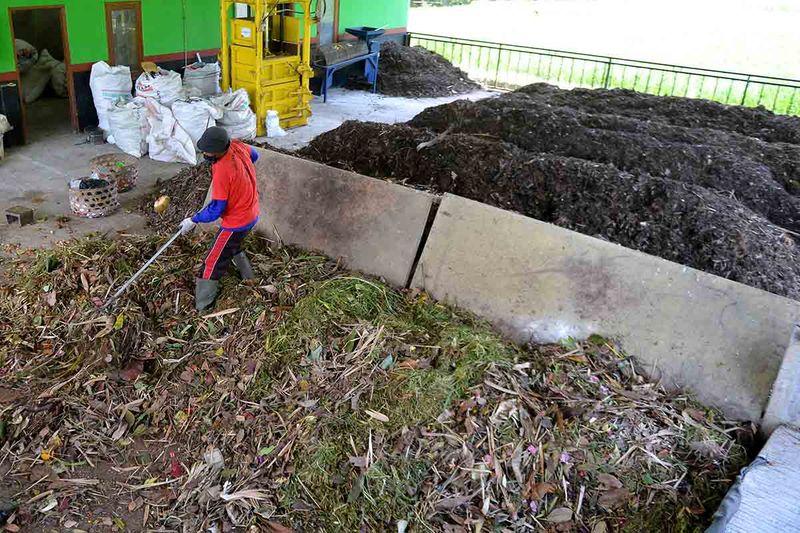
[314,51,380,103]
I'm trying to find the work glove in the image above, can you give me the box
[179,217,196,235]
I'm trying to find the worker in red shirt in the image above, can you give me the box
[178,127,260,311]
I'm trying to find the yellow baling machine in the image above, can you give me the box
[220,0,315,135]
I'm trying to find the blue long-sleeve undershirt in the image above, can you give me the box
[192,199,227,224]
[192,200,258,231]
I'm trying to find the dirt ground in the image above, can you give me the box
[371,41,480,97]
[300,86,800,300]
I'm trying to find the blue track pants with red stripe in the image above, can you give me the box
[199,228,251,280]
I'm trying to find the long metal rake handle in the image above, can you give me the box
[103,230,183,310]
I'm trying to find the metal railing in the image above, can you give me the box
[407,33,800,116]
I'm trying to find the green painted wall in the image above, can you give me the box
[0,0,106,72]
[1,0,221,74]
[0,0,407,73]
[141,0,220,56]
[338,0,408,34]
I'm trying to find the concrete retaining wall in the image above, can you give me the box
[410,194,800,422]
[251,148,435,287]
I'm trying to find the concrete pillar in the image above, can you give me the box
[762,325,800,435]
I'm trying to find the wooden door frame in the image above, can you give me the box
[8,4,76,142]
[332,0,340,43]
[105,1,144,69]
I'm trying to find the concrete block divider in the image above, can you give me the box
[410,194,800,422]
[249,148,436,288]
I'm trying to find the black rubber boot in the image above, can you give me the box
[195,278,219,312]
[232,252,256,280]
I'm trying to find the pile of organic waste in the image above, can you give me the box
[518,83,800,144]
[408,93,800,229]
[140,163,212,234]
[0,233,751,532]
[370,41,480,97]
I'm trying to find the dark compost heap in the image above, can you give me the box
[374,41,481,97]
[140,164,213,234]
[518,83,800,145]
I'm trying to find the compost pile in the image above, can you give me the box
[300,85,800,299]
[140,163,212,233]
[0,236,750,532]
[374,41,480,97]
[518,83,800,145]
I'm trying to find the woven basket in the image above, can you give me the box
[89,153,139,193]
[69,179,119,218]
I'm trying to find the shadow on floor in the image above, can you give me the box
[25,97,71,143]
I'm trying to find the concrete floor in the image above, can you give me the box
[0,97,185,248]
[261,87,495,151]
[1,88,493,248]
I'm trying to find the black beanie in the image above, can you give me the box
[197,126,231,153]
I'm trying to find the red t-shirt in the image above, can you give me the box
[211,141,260,229]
